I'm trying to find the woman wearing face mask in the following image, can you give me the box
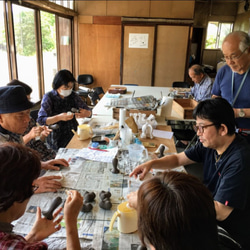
[37,69,92,151]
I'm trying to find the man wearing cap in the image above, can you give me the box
[0,85,69,193]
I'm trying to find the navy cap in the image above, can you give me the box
[0,86,34,114]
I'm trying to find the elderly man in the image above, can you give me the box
[188,64,213,102]
[128,98,250,249]
[0,85,68,193]
[212,31,250,142]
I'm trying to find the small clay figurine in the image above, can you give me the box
[112,157,120,174]
[99,198,112,210]
[42,196,62,220]
[81,203,93,213]
[141,122,153,139]
[99,190,111,200]
[84,191,96,202]
[159,144,165,158]
[99,191,112,210]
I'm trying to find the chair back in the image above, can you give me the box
[172,81,190,88]
[77,74,93,86]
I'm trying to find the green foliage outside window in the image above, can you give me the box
[15,11,55,56]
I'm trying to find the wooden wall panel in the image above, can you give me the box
[122,26,155,86]
[107,1,150,17]
[76,0,194,19]
[150,1,195,19]
[76,1,106,16]
[78,24,121,92]
[202,49,223,68]
[154,25,190,87]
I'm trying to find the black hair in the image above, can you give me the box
[0,142,41,212]
[193,98,236,135]
[189,64,205,75]
[52,69,76,90]
[7,79,32,95]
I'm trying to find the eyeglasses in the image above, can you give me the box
[222,47,248,62]
[32,185,39,193]
[193,123,216,134]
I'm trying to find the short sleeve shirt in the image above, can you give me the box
[212,65,250,129]
[185,135,250,248]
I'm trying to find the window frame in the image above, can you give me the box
[2,0,77,101]
[205,21,234,50]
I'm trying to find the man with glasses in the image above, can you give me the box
[128,98,250,249]
[212,31,250,143]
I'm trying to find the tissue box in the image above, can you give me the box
[172,99,198,119]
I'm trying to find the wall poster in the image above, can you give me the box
[128,33,149,48]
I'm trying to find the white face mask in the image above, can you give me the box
[60,88,72,97]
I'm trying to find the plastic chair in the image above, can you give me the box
[172,81,190,88]
[76,74,94,98]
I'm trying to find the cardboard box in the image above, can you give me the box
[172,99,198,119]
[112,108,157,120]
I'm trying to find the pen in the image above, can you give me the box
[132,90,135,98]
[88,147,108,152]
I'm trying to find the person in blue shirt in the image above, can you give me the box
[128,98,250,249]
[188,64,213,101]
[212,31,250,143]
[38,69,92,151]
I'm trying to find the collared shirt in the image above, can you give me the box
[0,126,23,144]
[190,74,213,102]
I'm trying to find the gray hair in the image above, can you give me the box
[224,31,250,52]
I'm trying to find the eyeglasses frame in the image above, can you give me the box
[222,47,249,62]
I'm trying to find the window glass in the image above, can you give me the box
[218,23,233,48]
[0,1,10,86]
[12,4,39,102]
[41,11,57,94]
[205,21,233,49]
[49,0,74,10]
[205,22,218,49]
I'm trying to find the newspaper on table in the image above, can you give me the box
[104,95,159,110]
[12,148,142,250]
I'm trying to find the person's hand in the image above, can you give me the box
[58,112,74,121]
[25,206,63,242]
[27,126,44,140]
[127,190,138,209]
[33,176,62,193]
[41,158,69,171]
[75,108,91,119]
[40,126,52,140]
[129,161,152,180]
[64,190,83,222]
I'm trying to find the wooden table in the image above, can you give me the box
[67,124,176,154]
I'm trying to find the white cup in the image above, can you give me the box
[77,124,93,140]
[109,201,137,233]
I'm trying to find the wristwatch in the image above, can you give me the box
[239,108,245,118]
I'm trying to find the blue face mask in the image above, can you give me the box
[60,88,72,97]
